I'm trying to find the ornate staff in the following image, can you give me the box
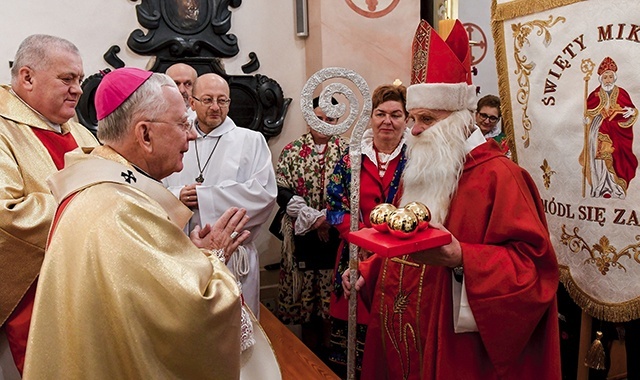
[301,67,371,380]
[580,58,595,198]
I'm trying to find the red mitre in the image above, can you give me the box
[406,19,476,112]
[597,56,618,75]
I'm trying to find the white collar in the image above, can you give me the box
[465,127,486,154]
[361,128,408,164]
[194,116,237,138]
[481,122,503,139]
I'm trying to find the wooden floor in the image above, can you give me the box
[259,304,340,380]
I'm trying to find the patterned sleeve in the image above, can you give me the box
[275,142,294,190]
[326,150,352,226]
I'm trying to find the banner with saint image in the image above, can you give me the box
[493,0,640,322]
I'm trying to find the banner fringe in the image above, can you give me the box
[493,0,584,21]
[560,267,640,322]
[490,0,518,163]
[492,0,640,324]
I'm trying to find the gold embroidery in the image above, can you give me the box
[381,258,424,380]
[393,291,410,314]
[379,258,389,357]
[510,15,565,148]
[415,264,426,373]
[493,0,582,21]
[560,224,640,275]
[401,323,418,379]
[540,159,556,189]
[391,257,420,267]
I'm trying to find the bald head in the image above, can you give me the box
[190,73,231,134]
[166,63,197,106]
[192,73,229,95]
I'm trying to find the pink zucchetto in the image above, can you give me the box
[95,67,153,120]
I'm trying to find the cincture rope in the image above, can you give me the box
[231,245,250,279]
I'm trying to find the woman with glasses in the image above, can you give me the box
[475,94,510,156]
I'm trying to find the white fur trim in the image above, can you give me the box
[407,83,477,111]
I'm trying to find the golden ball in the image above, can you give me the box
[387,208,419,239]
[369,203,397,232]
[404,201,431,230]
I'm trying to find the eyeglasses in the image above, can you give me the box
[477,112,500,123]
[148,120,192,133]
[192,95,231,108]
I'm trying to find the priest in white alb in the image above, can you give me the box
[163,73,277,316]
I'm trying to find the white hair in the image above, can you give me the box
[401,109,474,224]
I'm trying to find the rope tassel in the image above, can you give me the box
[584,331,606,370]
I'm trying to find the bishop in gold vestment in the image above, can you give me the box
[24,67,278,380]
[23,146,244,379]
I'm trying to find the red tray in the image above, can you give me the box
[348,227,452,258]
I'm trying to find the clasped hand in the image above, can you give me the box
[312,215,331,242]
[190,207,250,262]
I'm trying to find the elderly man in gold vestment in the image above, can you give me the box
[23,68,279,379]
[0,34,97,376]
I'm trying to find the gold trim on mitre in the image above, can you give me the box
[597,56,618,75]
[408,20,476,112]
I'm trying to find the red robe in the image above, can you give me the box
[330,154,403,324]
[586,85,637,190]
[361,141,561,379]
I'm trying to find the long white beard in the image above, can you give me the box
[400,110,473,224]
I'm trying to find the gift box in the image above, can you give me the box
[348,227,452,258]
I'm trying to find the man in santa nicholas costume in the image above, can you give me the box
[346,20,561,379]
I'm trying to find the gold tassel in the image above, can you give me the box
[584,331,606,370]
[559,268,640,322]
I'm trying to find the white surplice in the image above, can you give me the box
[164,117,277,316]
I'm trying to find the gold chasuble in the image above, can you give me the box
[0,85,97,325]
[23,146,247,379]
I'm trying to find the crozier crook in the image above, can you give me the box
[300,67,371,380]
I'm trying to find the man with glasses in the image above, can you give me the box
[0,34,97,376]
[164,73,277,317]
